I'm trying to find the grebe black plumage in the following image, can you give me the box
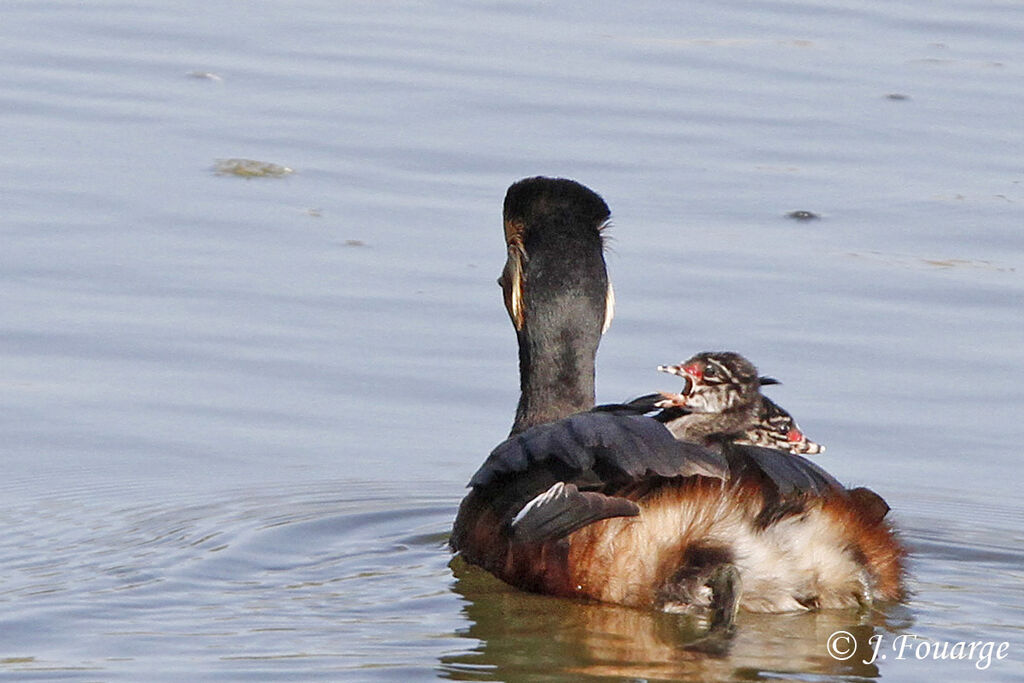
[450,177,904,626]
[655,351,825,456]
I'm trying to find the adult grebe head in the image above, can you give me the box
[500,177,615,435]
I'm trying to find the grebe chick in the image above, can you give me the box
[656,351,825,455]
[740,396,824,455]
[451,177,905,628]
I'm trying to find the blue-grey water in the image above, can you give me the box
[2,1,1022,680]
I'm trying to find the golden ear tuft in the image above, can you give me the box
[502,220,527,330]
[503,219,525,248]
[502,247,526,331]
[601,280,615,334]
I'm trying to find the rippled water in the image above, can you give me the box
[2,1,1022,680]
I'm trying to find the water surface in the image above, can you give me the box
[2,0,1022,680]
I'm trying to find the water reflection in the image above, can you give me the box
[443,557,911,680]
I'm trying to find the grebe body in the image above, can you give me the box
[451,177,904,624]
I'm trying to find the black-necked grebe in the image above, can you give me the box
[450,177,904,628]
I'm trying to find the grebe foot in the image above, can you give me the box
[656,555,742,634]
[678,563,742,655]
[855,568,875,614]
[706,563,742,633]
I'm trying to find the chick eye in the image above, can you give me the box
[703,364,717,378]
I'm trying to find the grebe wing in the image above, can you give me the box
[724,444,843,497]
[509,482,640,543]
[592,394,693,426]
[463,413,863,545]
[466,410,727,544]
[589,393,667,415]
[721,443,869,528]
[468,411,727,489]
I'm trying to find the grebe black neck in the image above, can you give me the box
[500,177,613,435]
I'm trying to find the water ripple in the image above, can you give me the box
[0,479,462,679]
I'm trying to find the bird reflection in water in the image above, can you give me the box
[442,555,908,681]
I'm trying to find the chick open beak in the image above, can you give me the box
[657,364,693,399]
